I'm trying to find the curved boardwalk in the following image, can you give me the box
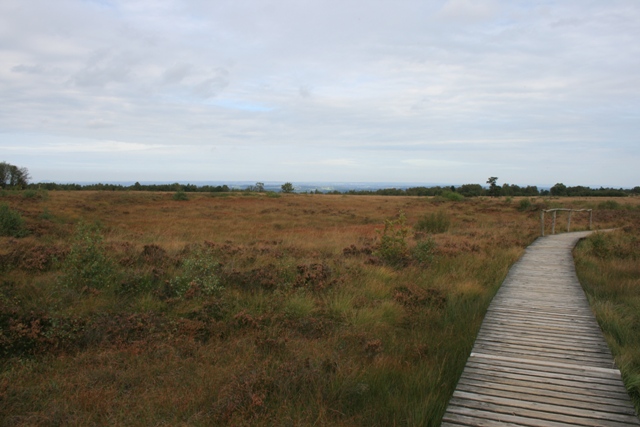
[442,231,640,427]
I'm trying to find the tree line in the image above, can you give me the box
[2,161,638,197]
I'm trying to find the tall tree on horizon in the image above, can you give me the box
[0,162,30,189]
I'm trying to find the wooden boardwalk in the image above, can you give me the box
[442,231,640,427]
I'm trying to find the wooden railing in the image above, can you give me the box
[540,208,592,236]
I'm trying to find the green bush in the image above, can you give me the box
[375,212,410,268]
[415,211,450,234]
[22,189,48,200]
[412,237,436,266]
[173,190,189,201]
[61,223,115,290]
[598,200,621,210]
[518,198,532,211]
[442,191,464,202]
[169,246,222,297]
[38,208,55,221]
[0,203,28,237]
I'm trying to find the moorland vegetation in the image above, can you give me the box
[1,188,639,425]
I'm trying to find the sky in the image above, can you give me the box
[1,0,639,187]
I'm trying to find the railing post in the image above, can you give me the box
[541,210,545,237]
[567,211,572,232]
[552,211,557,235]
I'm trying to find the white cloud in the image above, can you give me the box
[438,0,498,23]
[2,140,169,153]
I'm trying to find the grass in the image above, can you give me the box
[574,220,640,414]
[0,191,638,426]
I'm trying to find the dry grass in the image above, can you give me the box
[574,215,640,414]
[1,191,638,426]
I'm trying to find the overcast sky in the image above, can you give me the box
[1,0,638,187]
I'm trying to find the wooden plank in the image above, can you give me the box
[444,405,587,427]
[465,359,625,386]
[478,324,607,344]
[469,353,622,376]
[476,335,611,361]
[476,332,612,352]
[451,392,640,425]
[476,332,612,351]
[457,377,636,412]
[441,412,534,427]
[470,343,616,367]
[456,382,639,416]
[487,306,594,319]
[460,371,633,402]
[461,366,628,394]
[447,396,637,427]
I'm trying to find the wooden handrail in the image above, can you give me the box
[540,208,592,236]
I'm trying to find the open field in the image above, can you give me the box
[1,191,639,426]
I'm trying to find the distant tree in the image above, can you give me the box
[246,182,265,192]
[486,177,500,197]
[457,184,484,197]
[501,183,514,197]
[550,183,568,197]
[0,162,30,189]
[281,182,295,193]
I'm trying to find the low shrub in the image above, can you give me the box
[598,200,621,210]
[442,191,464,202]
[518,198,532,211]
[22,189,48,200]
[61,222,115,290]
[38,208,55,221]
[168,246,222,297]
[173,190,189,201]
[0,203,28,237]
[375,212,410,268]
[415,210,450,234]
[412,237,437,266]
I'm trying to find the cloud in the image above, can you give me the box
[317,159,357,167]
[73,49,135,87]
[2,140,168,153]
[299,86,311,99]
[438,0,498,23]
[402,158,472,168]
[162,63,191,85]
[11,64,45,74]
[191,69,230,99]
[86,119,113,129]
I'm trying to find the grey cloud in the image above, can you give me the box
[11,64,45,74]
[73,50,135,87]
[87,119,113,129]
[192,68,230,98]
[298,86,311,99]
[162,64,192,84]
